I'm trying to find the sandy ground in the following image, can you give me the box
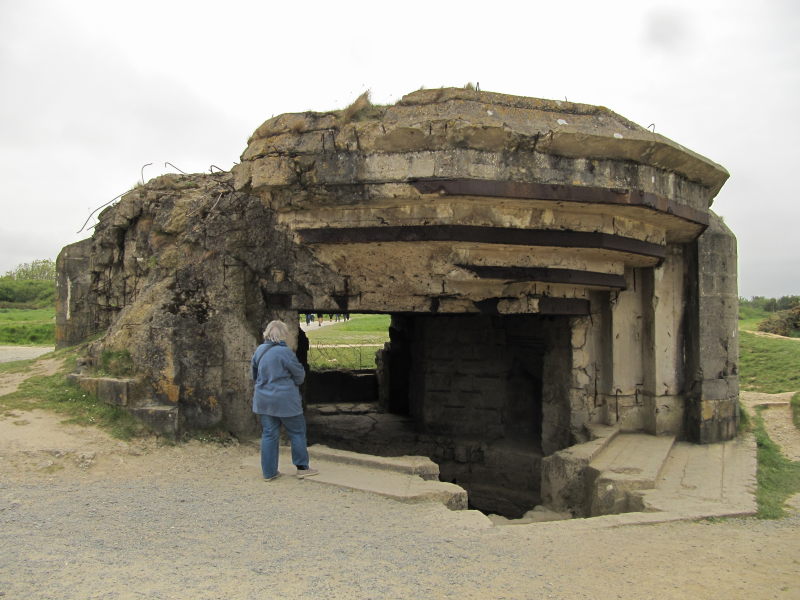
[1,359,799,598]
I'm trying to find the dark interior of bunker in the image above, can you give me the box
[302,313,574,518]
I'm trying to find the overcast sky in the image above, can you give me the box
[1,0,797,298]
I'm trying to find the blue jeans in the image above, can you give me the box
[259,413,310,478]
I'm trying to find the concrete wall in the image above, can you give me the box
[684,212,739,442]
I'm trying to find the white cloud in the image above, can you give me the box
[0,0,798,296]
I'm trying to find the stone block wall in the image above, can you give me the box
[398,314,574,451]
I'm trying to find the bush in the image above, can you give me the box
[0,279,56,307]
[3,259,55,280]
[757,306,800,337]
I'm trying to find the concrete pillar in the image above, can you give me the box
[607,268,646,430]
[642,246,686,435]
[685,212,739,442]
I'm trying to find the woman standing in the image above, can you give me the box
[251,320,319,481]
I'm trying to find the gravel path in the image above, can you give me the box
[0,345,53,363]
[2,365,799,599]
[1,433,799,600]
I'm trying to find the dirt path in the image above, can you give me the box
[0,356,63,396]
[749,330,800,341]
[741,390,800,461]
[1,363,799,599]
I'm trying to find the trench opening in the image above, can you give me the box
[300,311,571,519]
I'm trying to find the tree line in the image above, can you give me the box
[0,259,56,308]
[739,295,800,313]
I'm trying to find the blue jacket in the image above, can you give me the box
[251,341,306,417]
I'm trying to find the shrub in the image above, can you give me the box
[3,259,56,281]
[757,306,800,337]
[0,279,56,307]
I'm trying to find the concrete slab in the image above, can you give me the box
[587,433,675,516]
[590,433,676,484]
[308,444,440,480]
[245,432,757,528]
[640,435,757,518]
[243,445,468,510]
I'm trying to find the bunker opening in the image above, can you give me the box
[300,311,573,518]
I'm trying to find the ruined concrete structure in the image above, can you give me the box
[57,88,738,517]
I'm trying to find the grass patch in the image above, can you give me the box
[738,402,751,435]
[0,307,56,345]
[792,393,800,431]
[305,314,390,346]
[0,308,54,322]
[738,305,769,332]
[98,349,135,377]
[738,330,800,393]
[308,345,380,371]
[305,314,390,370]
[0,359,145,440]
[752,407,800,519]
[0,358,38,375]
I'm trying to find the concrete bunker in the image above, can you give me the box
[56,88,739,518]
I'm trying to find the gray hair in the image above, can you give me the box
[263,320,290,343]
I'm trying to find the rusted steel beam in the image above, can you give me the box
[538,297,590,315]
[458,265,627,289]
[297,225,666,260]
[410,178,708,227]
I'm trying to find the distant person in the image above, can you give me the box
[316,312,323,326]
[305,313,312,326]
[343,312,350,321]
[251,320,319,481]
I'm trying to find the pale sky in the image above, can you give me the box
[1,0,797,298]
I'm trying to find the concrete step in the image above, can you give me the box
[587,433,675,516]
[308,445,440,480]
[244,444,468,510]
[639,437,757,518]
[540,423,619,514]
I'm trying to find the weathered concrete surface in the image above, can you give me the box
[685,213,740,442]
[540,424,618,514]
[586,433,676,516]
[242,444,471,511]
[55,88,739,516]
[242,434,756,526]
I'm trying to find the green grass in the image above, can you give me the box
[305,314,390,371]
[0,354,145,440]
[751,407,800,519]
[0,358,38,375]
[307,345,381,371]
[0,308,56,345]
[792,393,800,431]
[738,305,769,331]
[0,308,54,322]
[738,330,800,393]
[305,314,390,346]
[98,349,135,377]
